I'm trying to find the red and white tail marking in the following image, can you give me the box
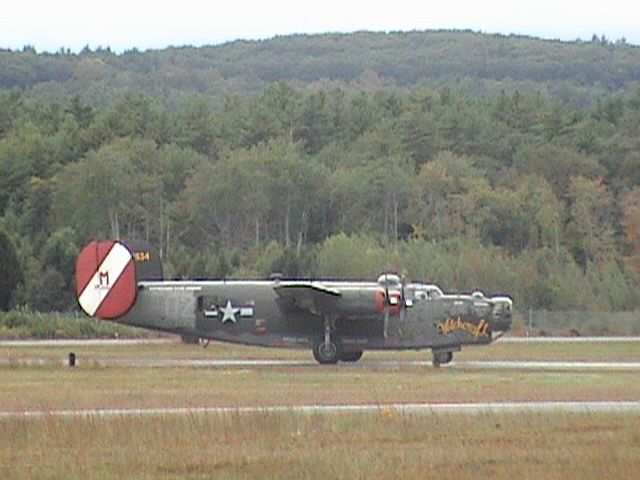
[76,241,138,319]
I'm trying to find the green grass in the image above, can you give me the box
[0,310,153,339]
[0,361,638,412]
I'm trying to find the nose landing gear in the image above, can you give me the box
[432,350,453,368]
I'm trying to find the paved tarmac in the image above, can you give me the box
[3,356,640,371]
[3,337,639,370]
[497,336,640,343]
[454,360,640,370]
[0,338,173,346]
[2,336,639,347]
[92,359,640,371]
[2,401,640,419]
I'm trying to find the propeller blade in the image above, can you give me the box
[383,307,389,339]
[385,275,390,305]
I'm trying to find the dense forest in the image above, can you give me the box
[1,30,640,314]
[3,30,640,106]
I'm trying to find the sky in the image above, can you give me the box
[1,0,639,53]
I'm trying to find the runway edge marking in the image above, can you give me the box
[2,401,640,419]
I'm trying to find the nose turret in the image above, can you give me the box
[489,296,513,332]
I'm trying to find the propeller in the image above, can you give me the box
[381,273,405,339]
[400,280,406,321]
[398,279,406,337]
[383,274,390,339]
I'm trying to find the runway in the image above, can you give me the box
[2,401,640,419]
[81,359,640,371]
[3,337,639,371]
[0,338,174,347]
[453,360,640,370]
[3,356,640,371]
[497,336,640,343]
[2,336,639,347]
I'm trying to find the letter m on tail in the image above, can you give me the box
[99,271,110,287]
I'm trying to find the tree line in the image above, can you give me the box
[3,30,640,108]
[1,79,639,312]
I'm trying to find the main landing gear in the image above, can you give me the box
[313,316,341,364]
[339,351,363,362]
[312,341,363,364]
[313,339,340,364]
[312,316,364,364]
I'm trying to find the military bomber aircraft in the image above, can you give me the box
[76,240,513,367]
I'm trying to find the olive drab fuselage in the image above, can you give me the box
[118,278,513,354]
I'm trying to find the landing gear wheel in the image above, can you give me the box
[313,340,341,364]
[432,351,453,368]
[339,351,363,362]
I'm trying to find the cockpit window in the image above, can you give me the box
[427,286,443,298]
[415,291,429,301]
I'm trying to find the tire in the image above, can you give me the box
[313,340,341,364]
[432,350,453,368]
[340,351,363,362]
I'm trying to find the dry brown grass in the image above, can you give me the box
[1,341,639,479]
[1,411,639,479]
[1,341,639,412]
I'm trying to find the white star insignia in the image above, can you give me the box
[220,300,240,323]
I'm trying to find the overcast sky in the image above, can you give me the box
[2,0,638,53]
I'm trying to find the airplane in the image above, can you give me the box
[75,239,513,367]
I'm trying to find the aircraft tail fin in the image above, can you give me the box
[75,239,163,320]
[121,240,163,281]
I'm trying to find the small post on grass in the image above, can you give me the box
[68,352,76,367]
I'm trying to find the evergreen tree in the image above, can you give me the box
[0,228,22,310]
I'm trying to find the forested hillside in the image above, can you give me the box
[1,31,640,313]
[3,30,640,106]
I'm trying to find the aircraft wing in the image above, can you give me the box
[273,282,341,315]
